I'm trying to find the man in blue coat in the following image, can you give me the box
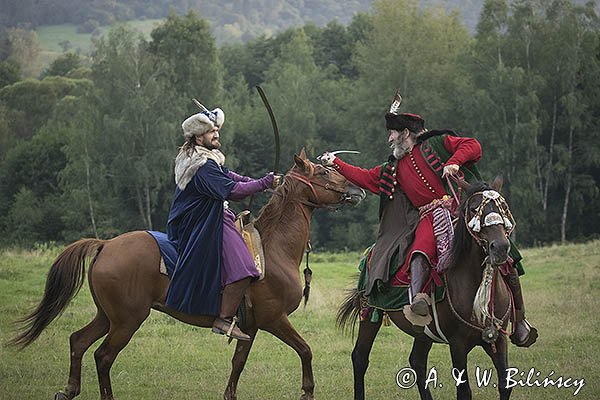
[166,105,277,341]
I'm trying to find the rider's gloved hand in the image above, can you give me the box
[442,164,459,178]
[319,152,336,167]
[271,174,283,188]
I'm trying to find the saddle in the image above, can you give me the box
[235,211,266,280]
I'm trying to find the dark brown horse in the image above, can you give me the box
[10,150,365,400]
[338,178,516,400]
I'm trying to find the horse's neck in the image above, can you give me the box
[256,200,312,266]
[447,240,486,293]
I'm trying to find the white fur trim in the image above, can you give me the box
[174,146,226,190]
[181,108,225,139]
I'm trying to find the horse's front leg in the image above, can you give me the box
[482,335,512,400]
[409,336,434,400]
[449,341,475,400]
[352,318,383,400]
[223,326,259,400]
[263,315,314,400]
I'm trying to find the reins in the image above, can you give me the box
[444,258,512,332]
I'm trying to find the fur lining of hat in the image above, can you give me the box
[385,112,425,133]
[181,108,225,139]
[174,146,226,190]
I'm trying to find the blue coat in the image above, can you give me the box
[165,159,235,316]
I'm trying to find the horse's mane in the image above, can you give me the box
[253,173,304,239]
[448,181,491,268]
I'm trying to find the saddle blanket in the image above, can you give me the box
[146,231,176,278]
[146,227,266,281]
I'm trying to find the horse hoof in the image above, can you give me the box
[54,391,70,400]
[223,388,237,400]
[300,394,315,400]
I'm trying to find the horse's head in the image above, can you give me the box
[459,176,515,265]
[287,149,365,208]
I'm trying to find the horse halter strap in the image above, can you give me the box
[464,190,515,249]
[287,168,349,209]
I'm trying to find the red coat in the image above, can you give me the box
[333,135,481,286]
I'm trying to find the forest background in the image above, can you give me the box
[0,0,599,251]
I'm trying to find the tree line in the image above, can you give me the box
[0,0,598,250]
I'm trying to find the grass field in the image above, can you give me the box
[0,241,598,399]
[35,20,164,70]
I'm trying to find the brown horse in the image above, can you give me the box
[338,178,516,400]
[10,150,365,400]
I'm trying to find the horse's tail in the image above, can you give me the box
[336,287,363,333]
[9,238,105,349]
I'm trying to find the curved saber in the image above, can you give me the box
[255,86,281,174]
[316,150,361,160]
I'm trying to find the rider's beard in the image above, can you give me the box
[392,137,411,159]
[198,135,221,150]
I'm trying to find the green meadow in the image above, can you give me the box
[35,20,163,67]
[1,241,598,399]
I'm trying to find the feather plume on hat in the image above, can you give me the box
[384,88,425,133]
[388,89,403,115]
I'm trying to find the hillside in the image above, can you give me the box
[2,0,505,44]
[3,0,375,44]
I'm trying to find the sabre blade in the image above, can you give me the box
[317,150,361,160]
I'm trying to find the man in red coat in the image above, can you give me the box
[320,94,537,347]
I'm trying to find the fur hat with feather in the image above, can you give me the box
[181,108,225,139]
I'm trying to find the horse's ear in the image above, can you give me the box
[458,178,471,192]
[491,175,504,192]
[298,147,307,160]
[294,153,310,173]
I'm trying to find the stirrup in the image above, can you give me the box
[212,316,251,341]
[410,293,431,316]
[403,293,432,328]
[510,319,538,347]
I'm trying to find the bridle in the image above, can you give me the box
[286,165,354,211]
[463,189,515,251]
[445,186,516,347]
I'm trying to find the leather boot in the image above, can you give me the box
[212,277,252,341]
[505,269,538,347]
[409,254,431,317]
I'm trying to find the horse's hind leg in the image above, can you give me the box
[352,318,383,400]
[224,326,259,400]
[409,337,434,400]
[482,336,512,400]
[263,316,314,400]
[54,311,110,400]
[93,320,145,400]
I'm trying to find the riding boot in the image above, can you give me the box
[212,277,252,341]
[409,254,432,318]
[505,268,538,347]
